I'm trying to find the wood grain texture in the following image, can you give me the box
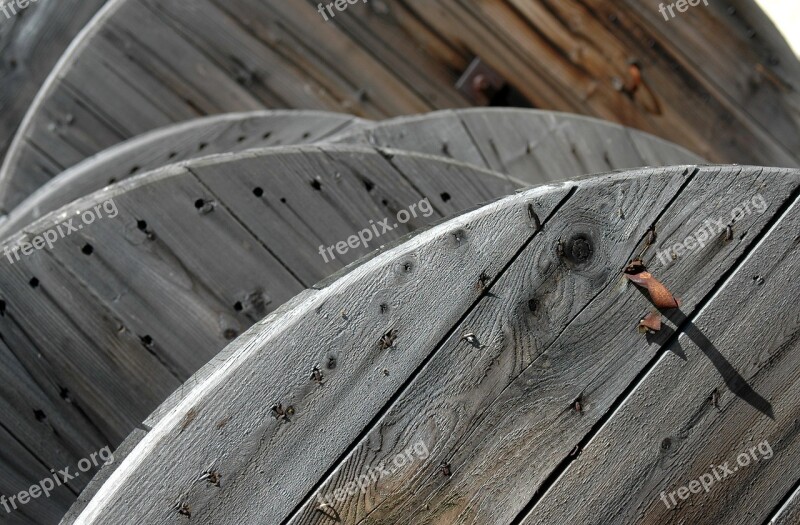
[0,111,367,237]
[283,167,798,525]
[67,166,800,525]
[0,146,518,523]
[518,192,800,524]
[2,0,797,211]
[0,0,107,171]
[332,108,706,185]
[69,172,574,525]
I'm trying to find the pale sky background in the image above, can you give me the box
[757,0,800,55]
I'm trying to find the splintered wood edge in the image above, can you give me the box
[70,165,706,523]
[0,110,369,237]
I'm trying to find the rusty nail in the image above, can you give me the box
[624,259,680,309]
[638,311,662,333]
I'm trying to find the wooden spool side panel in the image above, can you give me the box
[523,196,800,524]
[332,109,706,187]
[0,111,363,238]
[64,166,800,525]
[70,179,574,524]
[285,167,798,524]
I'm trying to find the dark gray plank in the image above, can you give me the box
[0,0,107,173]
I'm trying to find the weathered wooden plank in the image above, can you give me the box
[0,147,521,522]
[520,194,800,524]
[0,111,366,237]
[333,109,706,185]
[68,173,575,525]
[59,429,147,525]
[0,422,77,525]
[0,0,107,169]
[280,167,797,524]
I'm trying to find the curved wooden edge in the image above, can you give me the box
[0,0,126,212]
[0,110,369,237]
[0,0,107,165]
[0,144,522,522]
[329,108,707,185]
[70,163,786,523]
[70,165,800,524]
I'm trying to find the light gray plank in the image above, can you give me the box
[67,171,574,525]
[521,193,800,524]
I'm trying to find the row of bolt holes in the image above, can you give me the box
[109,131,292,185]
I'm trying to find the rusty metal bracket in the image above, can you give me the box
[456,57,506,105]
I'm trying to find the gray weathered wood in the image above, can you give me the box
[520,194,800,524]
[66,165,799,525]
[332,108,707,185]
[0,111,367,238]
[282,167,798,524]
[0,145,519,522]
[0,0,107,169]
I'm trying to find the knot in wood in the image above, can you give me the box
[565,234,594,264]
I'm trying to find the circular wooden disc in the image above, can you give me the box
[331,108,707,185]
[64,165,800,524]
[0,110,368,238]
[0,145,519,522]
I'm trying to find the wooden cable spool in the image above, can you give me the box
[60,165,799,525]
[1,0,798,212]
[0,0,106,164]
[0,110,368,237]
[0,145,520,523]
[0,108,705,239]
[332,108,707,185]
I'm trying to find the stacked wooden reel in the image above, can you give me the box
[0,1,798,524]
